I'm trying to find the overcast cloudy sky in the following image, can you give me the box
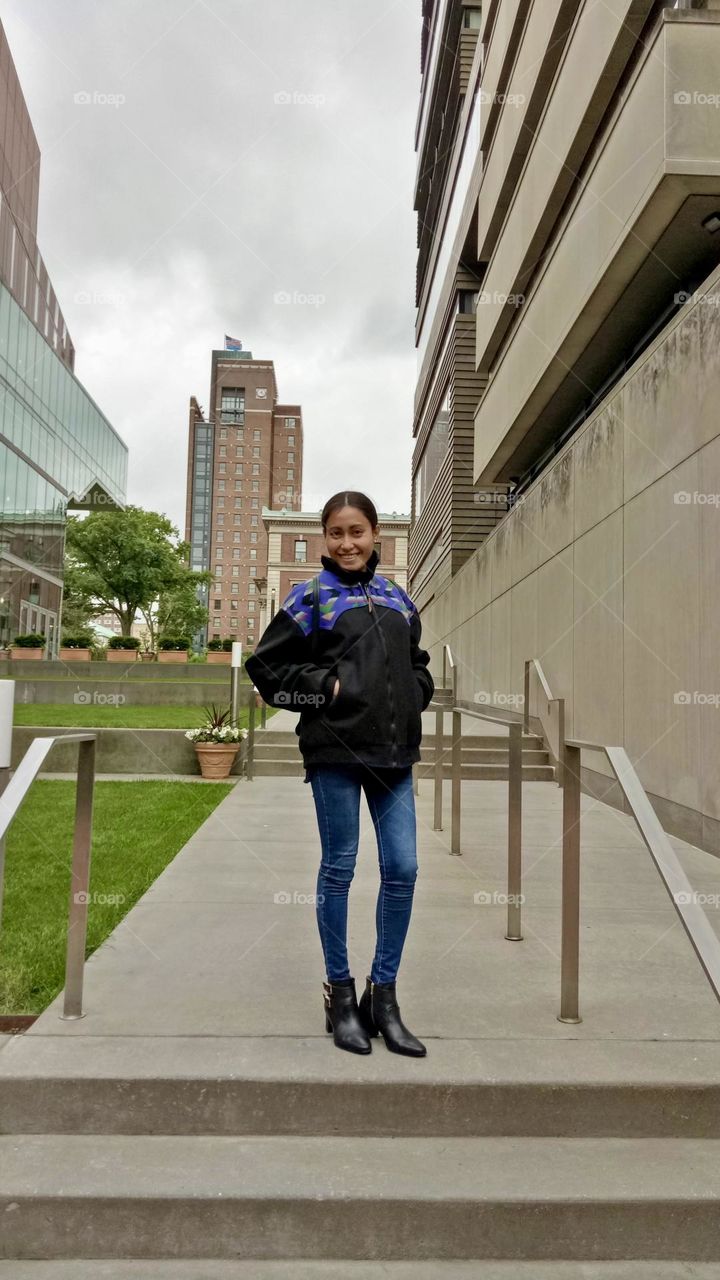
[3,0,421,532]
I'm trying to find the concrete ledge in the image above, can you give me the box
[1,1035,719,1138]
[10,727,244,777]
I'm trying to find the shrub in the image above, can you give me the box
[107,635,141,650]
[207,637,224,651]
[12,633,46,649]
[221,637,234,652]
[158,636,191,651]
[61,633,94,649]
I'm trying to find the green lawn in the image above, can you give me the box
[0,779,233,1014]
[11,703,277,729]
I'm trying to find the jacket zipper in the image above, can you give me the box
[361,582,398,765]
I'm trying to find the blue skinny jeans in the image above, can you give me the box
[307,763,418,984]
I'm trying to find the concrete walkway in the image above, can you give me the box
[9,719,720,1041]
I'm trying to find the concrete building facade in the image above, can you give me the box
[413,0,720,852]
[185,349,303,649]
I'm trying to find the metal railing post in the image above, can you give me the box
[230,642,242,729]
[0,679,13,939]
[61,737,96,1020]
[433,702,443,831]
[506,721,523,941]
[451,664,461,856]
[559,741,582,1023]
[246,693,256,781]
[412,761,419,795]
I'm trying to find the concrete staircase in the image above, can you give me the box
[252,690,555,782]
[1,1036,720,1267]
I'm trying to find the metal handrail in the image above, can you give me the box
[559,737,720,1024]
[524,657,565,785]
[432,644,524,941]
[0,733,97,1020]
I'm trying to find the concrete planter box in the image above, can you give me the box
[11,648,43,660]
[158,651,190,664]
[140,652,156,663]
[106,649,139,663]
[206,652,232,665]
[58,648,92,662]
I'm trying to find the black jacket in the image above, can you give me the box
[244,548,434,770]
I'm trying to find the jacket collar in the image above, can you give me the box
[320,546,379,586]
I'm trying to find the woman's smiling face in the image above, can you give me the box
[324,506,379,569]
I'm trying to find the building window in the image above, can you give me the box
[249,582,255,594]
[251,499,259,509]
[218,480,225,492]
[234,498,242,509]
[213,615,221,628]
[232,566,239,577]
[250,566,257,576]
[231,582,239,593]
[295,539,307,562]
[217,514,224,525]
[214,599,221,610]
[250,532,257,543]
[215,564,223,576]
[251,516,258,526]
[219,446,226,458]
[248,600,255,612]
[252,446,260,458]
[230,617,238,628]
[233,549,241,559]
[252,482,259,492]
[248,617,255,628]
[462,6,482,28]
[284,417,296,427]
[414,384,450,521]
[252,464,260,475]
[236,446,243,457]
[287,468,294,479]
[221,389,245,424]
[234,533,241,543]
[288,435,294,447]
[252,428,260,439]
[216,547,223,558]
[231,600,238,611]
[250,549,257,559]
[288,452,295,463]
[219,428,227,439]
[218,464,226,475]
[216,532,224,542]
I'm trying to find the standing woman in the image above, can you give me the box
[245,491,434,1058]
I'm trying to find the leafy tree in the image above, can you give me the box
[63,507,210,639]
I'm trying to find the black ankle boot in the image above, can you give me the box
[357,975,427,1057]
[323,978,372,1054]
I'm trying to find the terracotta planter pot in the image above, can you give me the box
[59,647,92,662]
[194,742,240,779]
[206,651,232,664]
[11,647,43,659]
[158,650,189,663]
[106,648,139,662]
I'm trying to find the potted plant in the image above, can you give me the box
[207,636,232,665]
[11,633,46,660]
[158,635,191,664]
[185,704,248,779]
[106,635,141,663]
[58,632,94,663]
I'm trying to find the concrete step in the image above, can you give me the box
[255,730,546,750]
[2,1266,720,1279]
[1,1134,719,1260]
[1,1037,718,1138]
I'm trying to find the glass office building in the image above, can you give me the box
[0,280,128,654]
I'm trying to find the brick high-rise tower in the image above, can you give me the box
[185,346,303,651]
